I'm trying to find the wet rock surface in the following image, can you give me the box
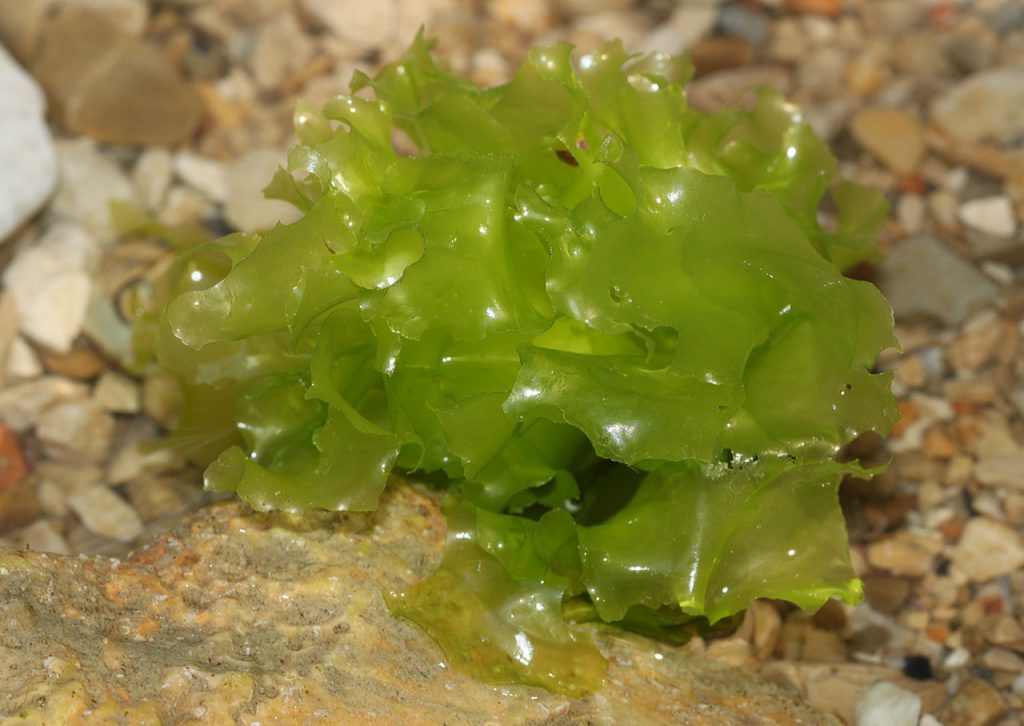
[0,485,830,725]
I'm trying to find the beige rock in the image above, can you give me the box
[950,518,1024,583]
[866,531,942,577]
[66,485,143,541]
[982,648,1024,673]
[4,518,68,554]
[68,0,148,35]
[941,678,1007,726]
[958,195,1018,239]
[248,11,316,90]
[490,0,553,34]
[224,148,303,232]
[930,67,1024,145]
[5,336,42,381]
[0,0,55,61]
[0,487,833,724]
[36,399,115,464]
[849,107,926,175]
[0,376,88,432]
[50,139,136,238]
[131,148,173,211]
[173,151,227,203]
[93,371,140,414]
[761,662,946,725]
[300,0,397,49]
[31,6,203,146]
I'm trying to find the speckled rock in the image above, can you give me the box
[0,485,832,725]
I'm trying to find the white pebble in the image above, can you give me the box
[958,196,1017,239]
[854,682,921,726]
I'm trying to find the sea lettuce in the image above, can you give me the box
[146,35,896,693]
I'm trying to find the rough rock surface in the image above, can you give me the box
[0,485,830,724]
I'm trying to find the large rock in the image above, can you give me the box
[0,485,830,724]
[29,5,202,146]
[0,43,57,242]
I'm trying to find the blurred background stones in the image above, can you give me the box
[0,0,1022,723]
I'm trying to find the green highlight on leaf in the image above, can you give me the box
[141,33,897,694]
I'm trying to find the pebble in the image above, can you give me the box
[982,648,1024,674]
[66,485,143,541]
[70,0,148,36]
[4,518,69,552]
[300,0,397,49]
[930,67,1024,145]
[0,44,58,243]
[0,426,28,493]
[36,399,115,464]
[942,678,1008,726]
[878,235,1000,326]
[131,148,173,212]
[0,376,88,432]
[849,108,926,176]
[248,11,316,91]
[950,518,1024,583]
[6,336,41,381]
[31,5,203,146]
[958,196,1018,239]
[107,441,181,485]
[50,139,136,238]
[3,518,69,554]
[174,152,228,203]
[637,3,719,55]
[2,224,97,353]
[0,478,42,534]
[975,449,1024,490]
[93,371,141,414]
[866,531,941,578]
[224,148,303,232]
[854,682,921,726]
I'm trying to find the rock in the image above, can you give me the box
[65,485,143,542]
[173,151,227,203]
[107,441,182,485]
[877,235,1000,326]
[0,486,832,724]
[31,6,203,146]
[975,448,1024,490]
[687,66,791,113]
[958,195,1017,239]
[0,44,58,243]
[248,11,316,91]
[637,2,719,55]
[224,148,303,232]
[863,575,912,615]
[761,662,946,725]
[1,223,97,353]
[866,531,942,577]
[854,682,921,726]
[930,67,1024,145]
[849,108,926,175]
[981,647,1024,673]
[0,426,29,493]
[3,518,69,555]
[0,479,42,535]
[941,678,1008,726]
[950,518,1024,583]
[131,148,173,212]
[36,399,115,464]
[50,139,136,238]
[0,0,53,61]
[300,0,397,49]
[785,0,842,17]
[93,371,140,414]
[37,341,107,380]
[0,376,88,432]
[68,0,148,36]
[489,0,554,35]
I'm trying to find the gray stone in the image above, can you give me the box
[930,67,1024,145]
[877,235,999,326]
[0,44,57,243]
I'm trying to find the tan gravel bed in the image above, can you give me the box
[1,0,1023,723]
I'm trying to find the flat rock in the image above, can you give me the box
[0,486,831,724]
[31,5,202,146]
[0,44,57,243]
[950,517,1024,583]
[877,234,999,326]
[50,139,136,238]
[1,223,98,353]
[930,67,1024,145]
[849,108,926,175]
[958,195,1018,240]
[300,0,397,49]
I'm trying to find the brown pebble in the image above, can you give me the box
[0,478,42,535]
[785,0,843,17]
[0,426,29,493]
[38,341,107,381]
[942,678,1007,726]
[863,575,912,615]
